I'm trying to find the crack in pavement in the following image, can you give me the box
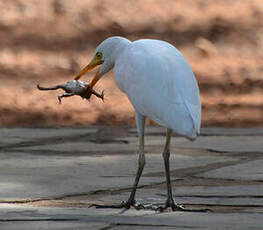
[0,133,130,152]
[0,218,78,222]
[0,157,260,205]
[144,158,248,178]
[157,194,263,198]
[0,181,172,204]
[101,223,198,229]
[0,219,198,229]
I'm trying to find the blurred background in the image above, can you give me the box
[0,0,262,127]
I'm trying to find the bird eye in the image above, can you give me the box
[96,52,102,59]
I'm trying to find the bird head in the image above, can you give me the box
[74,36,130,89]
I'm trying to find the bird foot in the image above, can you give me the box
[89,200,144,210]
[143,199,212,213]
[90,199,212,213]
[154,204,212,213]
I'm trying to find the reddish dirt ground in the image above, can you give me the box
[0,0,263,127]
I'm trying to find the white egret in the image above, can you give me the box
[74,36,202,212]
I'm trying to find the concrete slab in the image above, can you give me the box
[174,185,263,196]
[129,127,263,136]
[0,151,235,200]
[148,136,263,153]
[77,183,263,208]
[0,205,262,230]
[0,127,97,145]
[0,127,262,229]
[118,135,262,153]
[17,140,137,152]
[200,127,263,136]
[0,221,106,230]
[199,159,263,181]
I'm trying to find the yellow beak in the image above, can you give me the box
[74,57,103,88]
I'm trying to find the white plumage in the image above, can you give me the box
[114,38,201,140]
[74,36,202,211]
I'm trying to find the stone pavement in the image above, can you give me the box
[0,126,262,229]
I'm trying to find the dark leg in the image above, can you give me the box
[90,113,146,210]
[124,136,145,208]
[159,129,184,211]
[154,129,211,213]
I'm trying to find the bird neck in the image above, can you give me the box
[99,37,131,76]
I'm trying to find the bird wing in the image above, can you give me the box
[114,39,201,139]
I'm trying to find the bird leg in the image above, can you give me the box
[154,129,185,212]
[91,128,211,212]
[145,129,211,213]
[125,136,145,208]
[90,136,146,210]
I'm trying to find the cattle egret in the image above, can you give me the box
[74,36,202,212]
